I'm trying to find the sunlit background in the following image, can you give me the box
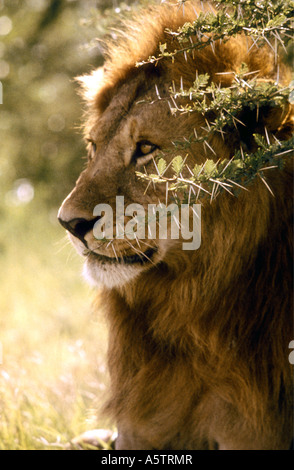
[0,0,150,449]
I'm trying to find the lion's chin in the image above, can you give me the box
[83,258,144,289]
[82,249,157,289]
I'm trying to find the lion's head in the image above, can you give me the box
[58,1,292,290]
[58,1,293,450]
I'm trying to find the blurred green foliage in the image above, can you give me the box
[0,0,150,208]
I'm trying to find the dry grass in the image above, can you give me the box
[0,198,112,449]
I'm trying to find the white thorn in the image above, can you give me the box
[264,126,270,146]
[258,173,275,197]
[155,84,161,99]
[204,139,216,155]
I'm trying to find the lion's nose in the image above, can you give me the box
[58,216,100,243]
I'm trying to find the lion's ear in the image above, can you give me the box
[234,101,294,152]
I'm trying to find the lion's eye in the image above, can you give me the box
[132,140,158,166]
[139,142,155,155]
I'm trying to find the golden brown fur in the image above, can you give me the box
[58,1,293,449]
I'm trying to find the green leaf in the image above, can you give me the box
[172,156,184,175]
[157,158,167,175]
[193,73,210,90]
[253,134,267,149]
[193,163,203,177]
[159,43,167,54]
[204,159,216,175]
[266,14,287,28]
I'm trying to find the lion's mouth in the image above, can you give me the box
[86,247,157,265]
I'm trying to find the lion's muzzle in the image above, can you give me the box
[58,214,101,247]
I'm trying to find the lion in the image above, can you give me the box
[58,1,293,450]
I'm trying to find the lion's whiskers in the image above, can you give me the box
[54,234,71,248]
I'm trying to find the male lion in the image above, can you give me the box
[58,1,293,450]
